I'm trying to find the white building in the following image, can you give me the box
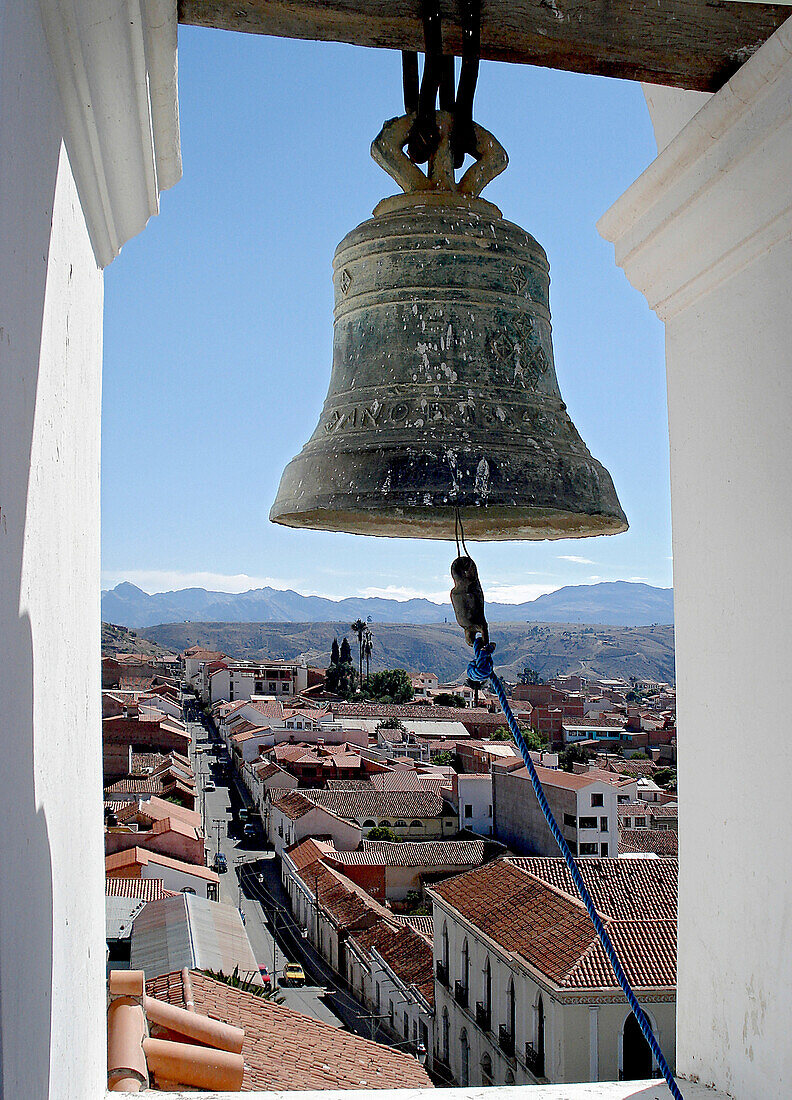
[456,773,493,836]
[5,4,792,1098]
[428,856,677,1086]
[209,662,309,703]
[494,764,636,857]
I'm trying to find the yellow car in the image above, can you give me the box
[282,962,305,987]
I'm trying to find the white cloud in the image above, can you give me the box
[359,584,452,603]
[484,583,560,604]
[557,555,596,565]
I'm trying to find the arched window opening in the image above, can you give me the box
[483,956,491,1012]
[441,1007,450,1064]
[442,921,449,971]
[461,937,470,992]
[535,992,545,1077]
[507,976,516,1040]
[459,1028,470,1087]
[363,819,376,828]
[379,819,391,828]
[480,1052,493,1085]
[622,1013,653,1081]
[505,1070,515,1085]
[410,820,423,828]
[394,819,407,828]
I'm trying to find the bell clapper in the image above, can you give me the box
[450,509,489,647]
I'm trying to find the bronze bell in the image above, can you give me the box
[271,113,627,541]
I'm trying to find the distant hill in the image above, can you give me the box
[101,621,177,658]
[103,580,673,629]
[139,620,675,685]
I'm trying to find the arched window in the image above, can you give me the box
[461,937,470,992]
[363,819,376,828]
[410,820,423,828]
[482,955,492,1013]
[459,1028,469,1087]
[507,976,516,1040]
[480,1052,493,1085]
[622,1013,652,1080]
[394,819,407,828]
[441,921,449,972]
[441,1008,450,1064]
[505,1070,515,1085]
[379,820,391,828]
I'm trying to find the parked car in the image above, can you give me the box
[238,808,248,824]
[212,852,228,873]
[204,780,215,792]
[258,965,271,986]
[243,822,256,838]
[282,962,305,987]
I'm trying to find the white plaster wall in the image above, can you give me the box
[0,5,105,1097]
[601,21,792,1096]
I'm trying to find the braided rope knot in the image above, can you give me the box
[467,635,496,683]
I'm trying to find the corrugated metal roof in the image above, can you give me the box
[130,894,260,981]
[106,895,146,941]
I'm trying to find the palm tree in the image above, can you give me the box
[350,619,366,688]
[362,627,373,685]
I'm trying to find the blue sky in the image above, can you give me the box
[101,25,669,604]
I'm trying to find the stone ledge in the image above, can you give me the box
[135,1079,732,1099]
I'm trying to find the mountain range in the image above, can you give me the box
[102,580,673,629]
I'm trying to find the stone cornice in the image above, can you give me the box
[38,0,181,268]
[598,14,792,320]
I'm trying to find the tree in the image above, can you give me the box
[202,966,284,1002]
[520,666,544,685]
[434,692,467,708]
[325,659,356,700]
[365,668,414,704]
[432,750,456,766]
[339,637,352,664]
[559,743,591,772]
[367,825,398,841]
[376,717,406,731]
[362,627,373,683]
[330,637,340,666]
[489,727,514,741]
[350,619,367,687]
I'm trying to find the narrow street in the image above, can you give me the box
[183,700,406,1047]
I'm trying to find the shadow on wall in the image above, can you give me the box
[0,8,63,1091]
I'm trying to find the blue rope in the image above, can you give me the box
[467,636,683,1099]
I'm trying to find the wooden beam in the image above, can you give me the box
[177,0,791,92]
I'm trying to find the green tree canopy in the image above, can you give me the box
[433,692,467,708]
[431,750,456,766]
[364,668,413,704]
[339,637,352,664]
[376,716,406,731]
[330,637,340,665]
[559,743,591,772]
[367,825,398,841]
[325,660,356,700]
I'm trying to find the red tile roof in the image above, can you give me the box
[145,970,432,1090]
[430,856,677,991]
[619,829,679,856]
[105,847,219,882]
[105,877,175,901]
[349,921,435,1004]
[327,840,488,868]
[299,788,451,820]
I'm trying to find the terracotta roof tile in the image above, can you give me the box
[619,829,679,856]
[145,970,432,1090]
[349,922,435,1004]
[430,856,677,991]
[105,877,175,901]
[298,788,451,820]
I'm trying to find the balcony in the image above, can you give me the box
[498,1025,514,1057]
[454,980,468,1008]
[435,961,449,988]
[475,1001,491,1031]
[525,1041,544,1078]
